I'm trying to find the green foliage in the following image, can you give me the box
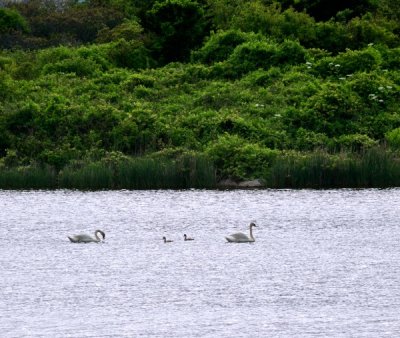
[345,16,398,50]
[191,29,259,64]
[314,47,382,78]
[37,45,110,76]
[206,134,278,179]
[96,19,143,43]
[280,0,378,22]
[107,39,155,70]
[0,0,400,188]
[333,134,378,151]
[293,128,330,151]
[222,40,307,77]
[0,7,29,33]
[0,70,12,99]
[313,20,349,53]
[385,128,400,149]
[229,2,317,46]
[147,0,209,62]
[299,82,362,136]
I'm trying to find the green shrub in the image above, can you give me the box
[147,0,208,63]
[0,8,29,33]
[277,40,308,65]
[226,41,280,76]
[294,128,329,151]
[334,134,378,151]
[314,20,349,53]
[386,128,400,149]
[300,82,361,136]
[314,47,382,77]
[122,73,156,91]
[191,29,260,64]
[230,2,316,45]
[380,47,400,70]
[107,39,155,70]
[206,134,278,179]
[96,19,143,43]
[39,45,111,76]
[346,16,398,50]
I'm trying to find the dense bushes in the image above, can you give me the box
[0,0,400,188]
[0,7,29,33]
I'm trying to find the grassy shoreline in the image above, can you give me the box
[1,148,400,190]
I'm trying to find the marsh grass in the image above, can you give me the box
[59,163,114,190]
[1,150,399,190]
[0,155,216,190]
[0,165,57,190]
[266,148,400,188]
[114,155,216,189]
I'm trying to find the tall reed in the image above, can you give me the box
[0,165,57,190]
[266,148,400,188]
[1,150,399,190]
[55,154,216,190]
[59,162,114,190]
[114,155,216,189]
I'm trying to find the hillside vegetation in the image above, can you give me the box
[1,0,400,188]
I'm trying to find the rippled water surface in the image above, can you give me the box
[1,189,400,337]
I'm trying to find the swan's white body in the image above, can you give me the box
[184,234,194,241]
[225,222,257,243]
[163,236,173,243]
[68,230,105,243]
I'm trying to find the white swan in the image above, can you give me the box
[163,236,173,243]
[68,230,105,243]
[225,222,257,243]
[184,234,194,241]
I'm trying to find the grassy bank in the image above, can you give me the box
[266,148,400,188]
[1,149,400,190]
[0,154,216,190]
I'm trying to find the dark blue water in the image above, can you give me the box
[1,189,399,337]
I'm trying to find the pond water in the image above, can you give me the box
[1,189,400,337]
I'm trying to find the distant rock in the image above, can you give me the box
[217,178,239,188]
[238,179,265,188]
[217,178,265,189]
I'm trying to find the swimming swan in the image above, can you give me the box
[163,236,173,243]
[225,222,257,243]
[184,234,194,241]
[68,230,105,243]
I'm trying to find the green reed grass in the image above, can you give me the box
[59,162,114,190]
[266,148,400,188]
[1,150,399,190]
[0,165,57,190]
[114,155,216,189]
[0,154,216,190]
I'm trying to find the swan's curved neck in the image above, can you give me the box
[94,230,104,242]
[249,226,254,240]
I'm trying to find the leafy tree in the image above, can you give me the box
[0,7,29,33]
[96,19,144,43]
[191,29,262,64]
[8,0,125,46]
[280,0,378,22]
[146,0,209,63]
